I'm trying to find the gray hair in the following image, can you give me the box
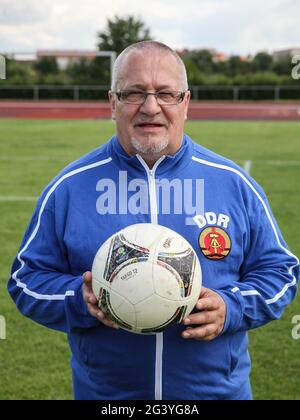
[111,41,189,91]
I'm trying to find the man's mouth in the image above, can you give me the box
[135,122,165,129]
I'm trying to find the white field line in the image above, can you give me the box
[0,156,73,161]
[253,160,300,166]
[0,160,299,202]
[0,196,38,201]
[243,160,253,175]
[239,160,300,166]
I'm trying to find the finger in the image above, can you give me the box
[97,310,119,329]
[199,287,210,298]
[101,318,120,329]
[201,334,218,342]
[85,291,98,305]
[82,272,92,294]
[182,310,218,326]
[83,271,92,284]
[182,323,217,340]
[87,305,119,329]
[87,302,101,318]
[83,286,97,305]
[196,297,219,311]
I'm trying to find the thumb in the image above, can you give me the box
[82,271,98,305]
[199,286,209,298]
[83,270,92,281]
[83,271,93,290]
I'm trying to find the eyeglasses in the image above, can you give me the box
[113,90,186,105]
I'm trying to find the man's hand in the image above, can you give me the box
[181,287,226,341]
[82,271,119,329]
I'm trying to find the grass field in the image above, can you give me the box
[0,119,299,400]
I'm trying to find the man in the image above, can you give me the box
[8,41,299,400]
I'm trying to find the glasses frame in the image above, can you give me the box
[112,90,187,106]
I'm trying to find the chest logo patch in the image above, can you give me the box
[199,227,231,260]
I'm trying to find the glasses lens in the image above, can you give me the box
[120,91,145,103]
[157,92,179,104]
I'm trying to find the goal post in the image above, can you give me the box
[0,55,6,80]
[94,51,117,87]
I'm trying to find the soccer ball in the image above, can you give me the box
[92,223,201,334]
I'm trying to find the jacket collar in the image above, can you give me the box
[108,134,193,176]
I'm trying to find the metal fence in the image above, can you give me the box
[189,85,300,101]
[0,84,300,101]
[0,85,109,100]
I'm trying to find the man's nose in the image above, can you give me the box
[140,94,161,114]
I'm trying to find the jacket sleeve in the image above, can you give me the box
[7,194,99,333]
[218,195,299,335]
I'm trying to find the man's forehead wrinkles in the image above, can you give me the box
[120,63,182,91]
[122,83,176,91]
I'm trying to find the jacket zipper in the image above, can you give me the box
[136,154,165,400]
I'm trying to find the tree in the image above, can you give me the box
[34,57,58,75]
[97,15,152,55]
[185,49,215,74]
[183,59,206,85]
[252,52,273,72]
[66,58,92,84]
[272,58,292,76]
[3,58,34,85]
[224,56,251,77]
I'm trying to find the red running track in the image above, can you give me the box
[0,101,300,120]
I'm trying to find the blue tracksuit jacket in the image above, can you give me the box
[8,135,300,400]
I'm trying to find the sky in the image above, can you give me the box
[0,0,299,56]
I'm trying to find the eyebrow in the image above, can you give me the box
[124,84,175,91]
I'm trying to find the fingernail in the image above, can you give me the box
[182,331,190,338]
[113,324,119,329]
[97,312,104,319]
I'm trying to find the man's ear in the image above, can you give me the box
[184,90,191,120]
[184,90,191,106]
[108,90,116,120]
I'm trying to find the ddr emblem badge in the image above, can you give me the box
[199,227,231,260]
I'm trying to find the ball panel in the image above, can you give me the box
[103,233,150,282]
[92,271,105,300]
[121,223,162,250]
[152,262,184,300]
[110,299,136,327]
[134,294,184,330]
[155,228,192,254]
[98,288,135,331]
[92,252,111,289]
[110,261,154,305]
[157,248,198,298]
[189,257,202,301]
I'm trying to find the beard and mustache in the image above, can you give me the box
[131,136,169,156]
